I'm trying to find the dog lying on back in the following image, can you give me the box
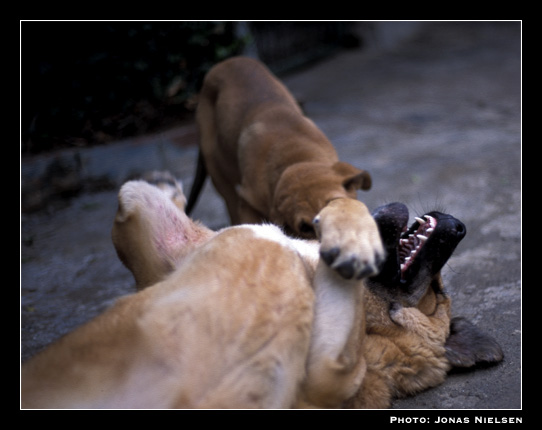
[21,174,502,409]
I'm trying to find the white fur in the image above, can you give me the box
[242,224,319,264]
[309,263,360,360]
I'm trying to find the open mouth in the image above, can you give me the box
[370,202,466,292]
[398,214,438,280]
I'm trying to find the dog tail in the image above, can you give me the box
[185,150,207,215]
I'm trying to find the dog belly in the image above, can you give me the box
[22,226,315,409]
[146,226,315,408]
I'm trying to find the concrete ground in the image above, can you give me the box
[20,21,521,410]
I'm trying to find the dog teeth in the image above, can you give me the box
[399,216,439,275]
[425,215,437,228]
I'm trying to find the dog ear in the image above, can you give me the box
[333,162,372,191]
[444,317,504,368]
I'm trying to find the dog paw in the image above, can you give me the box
[142,170,187,211]
[388,301,415,327]
[388,301,404,321]
[314,198,385,280]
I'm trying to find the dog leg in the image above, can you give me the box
[112,176,215,289]
[313,198,384,280]
[301,261,367,408]
[141,170,187,211]
[196,79,243,225]
[389,292,451,344]
[300,198,384,408]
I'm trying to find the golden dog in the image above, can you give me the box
[21,174,381,408]
[186,56,373,240]
[21,174,502,409]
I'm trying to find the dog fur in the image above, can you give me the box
[186,56,373,240]
[21,175,502,409]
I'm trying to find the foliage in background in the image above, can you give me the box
[22,22,246,154]
[21,21,359,155]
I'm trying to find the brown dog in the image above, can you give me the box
[21,175,502,409]
[186,56,372,240]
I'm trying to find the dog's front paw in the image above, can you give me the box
[314,198,385,280]
[389,301,412,327]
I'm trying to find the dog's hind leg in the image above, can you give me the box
[142,170,187,211]
[195,79,244,225]
[112,179,215,289]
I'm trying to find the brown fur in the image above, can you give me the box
[187,56,372,240]
[348,277,452,408]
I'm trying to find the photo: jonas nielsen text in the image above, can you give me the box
[390,416,522,424]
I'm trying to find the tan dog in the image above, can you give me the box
[186,56,372,240]
[21,174,382,409]
[21,175,502,409]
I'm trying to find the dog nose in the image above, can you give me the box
[429,212,467,242]
[451,219,467,240]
